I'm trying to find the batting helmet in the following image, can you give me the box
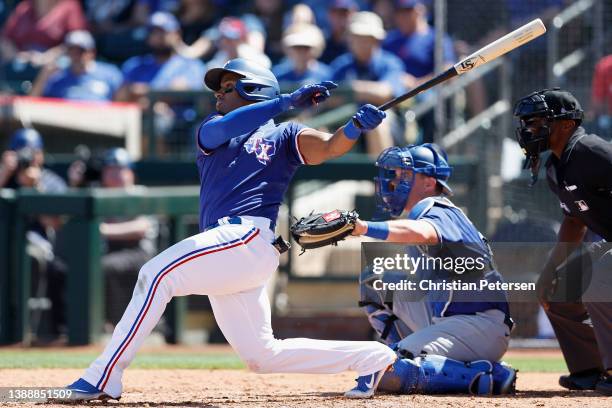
[513,88,583,162]
[204,58,280,101]
[9,128,43,151]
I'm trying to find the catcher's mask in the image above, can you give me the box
[375,144,453,217]
[513,88,583,184]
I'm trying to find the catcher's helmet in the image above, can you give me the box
[204,58,280,101]
[9,128,43,150]
[375,144,452,217]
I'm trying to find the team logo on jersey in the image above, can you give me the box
[244,135,276,164]
[575,200,589,212]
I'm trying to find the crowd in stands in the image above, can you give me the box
[0,0,606,152]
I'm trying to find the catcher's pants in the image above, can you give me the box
[81,216,396,398]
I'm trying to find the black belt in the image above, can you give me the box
[204,216,291,254]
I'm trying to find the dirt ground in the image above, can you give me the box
[0,369,609,408]
[0,348,609,407]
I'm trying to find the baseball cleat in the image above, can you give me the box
[344,365,389,399]
[559,369,602,390]
[492,361,517,394]
[52,378,120,402]
[594,376,612,396]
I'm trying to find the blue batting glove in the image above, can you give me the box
[344,104,386,139]
[283,81,338,110]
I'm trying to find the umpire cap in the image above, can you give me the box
[514,88,584,123]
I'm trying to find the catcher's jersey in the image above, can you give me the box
[196,115,307,231]
[409,196,511,319]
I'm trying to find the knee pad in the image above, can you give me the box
[361,303,403,345]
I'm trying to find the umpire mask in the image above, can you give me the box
[513,88,583,184]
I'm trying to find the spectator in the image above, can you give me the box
[205,17,271,69]
[97,148,158,326]
[115,11,206,152]
[0,0,87,66]
[176,0,218,46]
[83,0,139,35]
[591,55,612,140]
[383,0,455,89]
[272,24,331,86]
[246,0,287,63]
[330,11,406,156]
[0,128,67,341]
[30,30,123,101]
[0,128,66,192]
[132,0,180,26]
[320,0,358,64]
[383,0,456,142]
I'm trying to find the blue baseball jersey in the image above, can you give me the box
[330,49,407,97]
[43,62,123,101]
[121,54,205,89]
[382,28,455,78]
[196,116,307,231]
[408,196,510,319]
[272,60,332,86]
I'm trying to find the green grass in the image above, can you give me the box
[0,350,245,369]
[504,356,568,373]
[0,349,566,372]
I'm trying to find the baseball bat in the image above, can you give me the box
[374,18,546,112]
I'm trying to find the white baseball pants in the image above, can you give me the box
[81,216,396,398]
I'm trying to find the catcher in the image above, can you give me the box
[292,143,517,395]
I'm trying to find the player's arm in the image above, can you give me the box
[298,104,387,165]
[351,218,439,244]
[200,81,338,151]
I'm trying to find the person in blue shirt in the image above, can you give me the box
[330,11,407,156]
[320,0,359,64]
[351,144,517,395]
[60,59,397,402]
[273,23,331,87]
[30,30,122,101]
[382,0,456,143]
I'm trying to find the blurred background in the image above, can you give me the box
[0,0,610,348]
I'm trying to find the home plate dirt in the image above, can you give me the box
[1,369,609,407]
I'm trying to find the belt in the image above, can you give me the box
[204,216,291,254]
[205,216,243,231]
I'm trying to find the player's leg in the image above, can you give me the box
[209,285,396,376]
[396,309,510,362]
[583,248,612,394]
[78,224,270,398]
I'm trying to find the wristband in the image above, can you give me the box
[365,221,389,240]
[343,119,362,140]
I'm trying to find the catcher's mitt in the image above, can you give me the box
[290,210,358,251]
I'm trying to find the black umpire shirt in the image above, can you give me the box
[545,126,612,241]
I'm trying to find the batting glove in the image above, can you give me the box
[344,104,387,139]
[281,81,338,110]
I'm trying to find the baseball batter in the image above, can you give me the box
[352,144,517,395]
[59,58,397,401]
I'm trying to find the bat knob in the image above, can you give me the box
[352,117,363,129]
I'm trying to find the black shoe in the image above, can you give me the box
[595,376,612,396]
[559,369,602,390]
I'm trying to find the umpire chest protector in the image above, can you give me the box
[545,127,612,241]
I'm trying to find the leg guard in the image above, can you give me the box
[379,355,496,395]
[361,303,403,345]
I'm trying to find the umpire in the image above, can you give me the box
[514,88,612,395]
